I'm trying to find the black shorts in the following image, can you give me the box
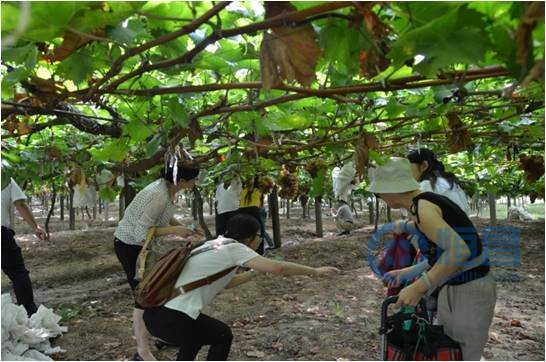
[114,238,143,308]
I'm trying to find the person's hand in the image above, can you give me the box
[394,284,425,308]
[382,269,404,288]
[34,225,49,241]
[315,266,340,274]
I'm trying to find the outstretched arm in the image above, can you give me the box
[14,200,48,240]
[243,255,338,276]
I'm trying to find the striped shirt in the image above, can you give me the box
[114,179,177,246]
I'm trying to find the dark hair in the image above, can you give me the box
[406,148,461,190]
[224,214,260,243]
[160,165,199,183]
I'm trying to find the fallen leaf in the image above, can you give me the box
[510,319,523,328]
[246,351,265,358]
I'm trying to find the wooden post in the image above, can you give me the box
[119,189,125,220]
[270,186,281,248]
[368,198,374,225]
[315,196,323,237]
[488,193,497,226]
[69,190,75,230]
[191,197,198,221]
[387,206,392,222]
[60,194,65,221]
[193,188,212,239]
[45,184,57,235]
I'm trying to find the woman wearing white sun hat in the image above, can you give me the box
[367,157,496,361]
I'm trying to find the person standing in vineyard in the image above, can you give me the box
[237,176,266,255]
[214,175,242,237]
[113,162,204,361]
[369,157,496,360]
[1,174,48,316]
[143,214,339,361]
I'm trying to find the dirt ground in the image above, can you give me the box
[2,205,544,361]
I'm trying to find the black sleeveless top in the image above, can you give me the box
[411,192,489,285]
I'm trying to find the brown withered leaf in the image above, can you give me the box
[354,133,380,178]
[46,28,105,62]
[446,112,473,153]
[353,2,390,37]
[260,3,321,89]
[17,120,31,135]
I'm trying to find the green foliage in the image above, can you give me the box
[0,1,543,203]
[389,5,491,76]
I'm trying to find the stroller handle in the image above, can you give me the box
[380,296,429,334]
[380,296,399,334]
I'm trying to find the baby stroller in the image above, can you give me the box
[379,296,462,361]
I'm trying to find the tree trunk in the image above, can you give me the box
[507,196,511,210]
[69,190,75,230]
[98,198,103,214]
[60,194,65,221]
[191,197,198,221]
[208,197,213,216]
[193,187,212,239]
[488,193,497,226]
[351,199,358,218]
[368,199,374,225]
[387,206,392,222]
[359,198,363,211]
[270,186,281,248]
[286,200,290,219]
[45,184,57,235]
[315,196,323,237]
[119,190,125,220]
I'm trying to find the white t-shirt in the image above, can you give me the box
[114,179,177,246]
[1,178,27,229]
[165,237,259,319]
[420,177,470,214]
[215,178,242,215]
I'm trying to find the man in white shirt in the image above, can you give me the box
[1,177,48,316]
[214,176,242,236]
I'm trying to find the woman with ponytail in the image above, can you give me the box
[114,161,204,360]
[406,148,470,214]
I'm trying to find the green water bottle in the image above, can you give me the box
[401,305,416,331]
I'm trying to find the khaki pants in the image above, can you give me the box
[437,273,497,361]
[335,218,354,231]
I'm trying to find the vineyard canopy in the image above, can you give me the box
[1,1,544,199]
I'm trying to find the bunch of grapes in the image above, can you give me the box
[305,158,328,178]
[278,166,299,200]
[259,176,275,194]
[519,154,544,182]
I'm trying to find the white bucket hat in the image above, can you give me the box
[367,157,420,193]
